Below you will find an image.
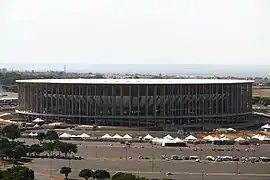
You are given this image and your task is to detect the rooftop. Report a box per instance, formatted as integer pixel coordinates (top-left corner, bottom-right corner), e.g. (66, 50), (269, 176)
(16, 79), (254, 84)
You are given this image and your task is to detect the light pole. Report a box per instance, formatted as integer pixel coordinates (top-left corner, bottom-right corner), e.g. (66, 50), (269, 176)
(49, 157), (52, 179)
(201, 170), (204, 180)
(125, 147), (128, 160)
(236, 161), (239, 175)
(96, 146), (98, 158)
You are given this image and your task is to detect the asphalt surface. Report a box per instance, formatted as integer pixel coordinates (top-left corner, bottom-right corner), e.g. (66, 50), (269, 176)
(20, 139), (270, 180)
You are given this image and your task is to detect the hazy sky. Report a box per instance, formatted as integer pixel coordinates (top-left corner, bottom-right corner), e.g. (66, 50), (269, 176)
(0, 0), (270, 68)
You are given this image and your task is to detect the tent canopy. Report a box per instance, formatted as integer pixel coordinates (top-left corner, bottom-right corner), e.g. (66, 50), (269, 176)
(143, 134), (153, 140)
(101, 133), (112, 139)
(33, 118), (44, 123)
(163, 134), (174, 140)
(59, 132), (71, 138)
(173, 137), (184, 143)
(220, 136), (230, 141)
(227, 128), (236, 131)
(123, 134), (132, 139)
(79, 133), (90, 138)
(33, 124), (40, 128)
(28, 132), (38, 137)
(261, 124), (270, 129)
(113, 134), (122, 139)
(234, 137), (246, 142)
(185, 135), (197, 141)
(203, 135), (213, 140)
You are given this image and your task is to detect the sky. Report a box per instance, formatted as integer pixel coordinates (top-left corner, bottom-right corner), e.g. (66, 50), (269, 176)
(0, 0), (270, 74)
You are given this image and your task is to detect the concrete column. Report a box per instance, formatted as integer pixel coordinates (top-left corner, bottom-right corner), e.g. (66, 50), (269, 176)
(153, 85), (157, 117)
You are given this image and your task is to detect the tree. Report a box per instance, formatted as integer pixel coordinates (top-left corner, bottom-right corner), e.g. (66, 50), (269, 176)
(59, 142), (78, 158)
(30, 144), (44, 156)
(42, 142), (55, 156)
(93, 170), (110, 180)
(1, 124), (21, 141)
(36, 132), (46, 143)
(46, 130), (59, 141)
(4, 165), (35, 180)
(79, 169), (93, 180)
(60, 167), (71, 179)
(111, 172), (148, 180)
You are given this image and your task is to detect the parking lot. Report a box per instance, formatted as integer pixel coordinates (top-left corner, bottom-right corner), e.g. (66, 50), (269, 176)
(21, 139), (270, 179)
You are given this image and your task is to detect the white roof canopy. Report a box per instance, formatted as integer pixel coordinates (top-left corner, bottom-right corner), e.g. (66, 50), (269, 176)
(59, 132), (71, 138)
(163, 134), (174, 140)
(123, 134), (132, 139)
(252, 134), (263, 140)
(258, 135), (270, 141)
(185, 135), (197, 141)
(28, 132), (38, 137)
(234, 137), (246, 142)
(112, 134), (122, 139)
(203, 135), (213, 140)
(220, 136), (230, 141)
(32, 118), (44, 123)
(33, 124), (40, 128)
(227, 128), (236, 131)
(101, 133), (112, 139)
(173, 137), (184, 143)
(16, 79), (253, 85)
(143, 134), (153, 140)
(261, 124), (270, 129)
(79, 133), (90, 138)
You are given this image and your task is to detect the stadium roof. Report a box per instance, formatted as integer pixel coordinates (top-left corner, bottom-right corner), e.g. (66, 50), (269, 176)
(16, 79), (254, 84)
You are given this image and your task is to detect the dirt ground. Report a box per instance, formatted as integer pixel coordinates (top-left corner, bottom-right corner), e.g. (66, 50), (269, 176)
(253, 87), (270, 97)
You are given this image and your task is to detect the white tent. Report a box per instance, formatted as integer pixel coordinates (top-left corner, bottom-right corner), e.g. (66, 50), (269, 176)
(59, 132), (71, 138)
(234, 137), (246, 142)
(123, 134), (132, 139)
(79, 133), (90, 138)
(71, 134), (79, 138)
(161, 139), (175, 146)
(203, 135), (213, 140)
(185, 135), (197, 141)
(211, 136), (220, 141)
(101, 133), (112, 139)
(173, 137), (184, 143)
(227, 128), (236, 132)
(261, 124), (270, 129)
(33, 124), (40, 128)
(28, 132), (38, 137)
(220, 136), (230, 141)
(163, 134), (174, 140)
(112, 134), (122, 139)
(258, 135), (270, 141)
(32, 118), (44, 123)
(143, 134), (153, 140)
(251, 134), (263, 140)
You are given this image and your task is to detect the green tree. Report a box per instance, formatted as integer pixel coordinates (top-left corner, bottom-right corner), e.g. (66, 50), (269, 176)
(42, 142), (55, 156)
(93, 170), (110, 180)
(36, 132), (46, 143)
(46, 130), (59, 141)
(79, 169), (93, 180)
(30, 144), (44, 156)
(1, 124), (21, 141)
(60, 167), (71, 179)
(4, 165), (35, 180)
(59, 142), (78, 158)
(111, 172), (148, 180)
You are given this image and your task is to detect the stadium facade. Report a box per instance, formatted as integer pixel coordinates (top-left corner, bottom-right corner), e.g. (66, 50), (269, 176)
(16, 79), (253, 127)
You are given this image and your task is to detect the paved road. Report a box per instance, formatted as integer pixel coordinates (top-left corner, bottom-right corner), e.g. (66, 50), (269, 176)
(35, 171), (270, 180)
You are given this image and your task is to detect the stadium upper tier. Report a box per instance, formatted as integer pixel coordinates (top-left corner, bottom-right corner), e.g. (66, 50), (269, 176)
(16, 79), (254, 84)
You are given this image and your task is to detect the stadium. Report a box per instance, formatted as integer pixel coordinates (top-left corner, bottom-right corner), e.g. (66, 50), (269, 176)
(16, 79), (253, 128)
